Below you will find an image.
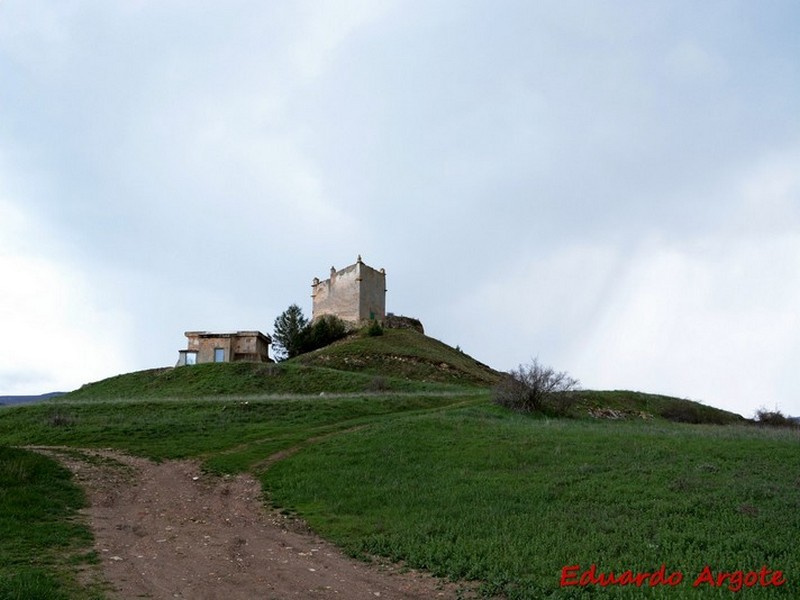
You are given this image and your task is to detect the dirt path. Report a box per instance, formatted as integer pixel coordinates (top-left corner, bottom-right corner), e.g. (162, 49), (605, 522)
(31, 447), (476, 600)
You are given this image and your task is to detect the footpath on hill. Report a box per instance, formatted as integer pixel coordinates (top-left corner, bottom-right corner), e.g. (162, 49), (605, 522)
(31, 447), (478, 600)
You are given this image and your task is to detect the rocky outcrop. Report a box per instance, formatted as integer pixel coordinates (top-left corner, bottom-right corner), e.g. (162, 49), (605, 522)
(383, 314), (424, 334)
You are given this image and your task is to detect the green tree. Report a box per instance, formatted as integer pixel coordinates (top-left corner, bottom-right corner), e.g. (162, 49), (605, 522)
(272, 304), (309, 361)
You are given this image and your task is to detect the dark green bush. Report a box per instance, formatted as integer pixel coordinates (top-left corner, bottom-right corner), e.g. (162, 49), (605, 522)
(299, 315), (348, 354)
(661, 403), (704, 424)
(366, 319), (384, 337)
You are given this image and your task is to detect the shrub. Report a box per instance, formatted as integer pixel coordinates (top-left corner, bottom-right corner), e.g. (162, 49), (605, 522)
(299, 315), (348, 354)
(493, 359), (579, 415)
(661, 403), (703, 424)
(366, 319), (384, 337)
(754, 408), (796, 428)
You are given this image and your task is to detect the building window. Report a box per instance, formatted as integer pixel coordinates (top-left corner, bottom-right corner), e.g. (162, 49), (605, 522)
(214, 348), (225, 362)
(178, 350), (198, 367)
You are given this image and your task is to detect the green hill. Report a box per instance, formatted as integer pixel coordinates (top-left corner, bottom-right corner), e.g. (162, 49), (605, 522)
(574, 390), (746, 425)
(292, 328), (502, 386)
(62, 329), (499, 400)
(62, 362), (455, 401)
(62, 329), (747, 427)
(2, 328), (791, 599)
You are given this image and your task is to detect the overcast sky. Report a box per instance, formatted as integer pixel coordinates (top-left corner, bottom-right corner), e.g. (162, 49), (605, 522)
(1, 1), (799, 417)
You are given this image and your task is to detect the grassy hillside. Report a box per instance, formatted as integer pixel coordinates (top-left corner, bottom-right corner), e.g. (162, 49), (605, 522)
(64, 329), (500, 400)
(4, 327), (787, 599)
(575, 390), (745, 424)
(0, 394), (478, 469)
(292, 328), (502, 386)
(63, 361), (464, 401)
(58, 327), (742, 427)
(1, 395), (795, 598)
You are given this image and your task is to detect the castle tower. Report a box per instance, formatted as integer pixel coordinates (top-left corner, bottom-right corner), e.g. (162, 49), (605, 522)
(311, 255), (386, 323)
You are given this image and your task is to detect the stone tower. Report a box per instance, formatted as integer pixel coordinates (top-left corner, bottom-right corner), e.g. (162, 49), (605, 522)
(311, 255), (386, 324)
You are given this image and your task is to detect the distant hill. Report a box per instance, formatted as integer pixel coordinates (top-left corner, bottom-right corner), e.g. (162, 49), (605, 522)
(0, 392), (66, 407)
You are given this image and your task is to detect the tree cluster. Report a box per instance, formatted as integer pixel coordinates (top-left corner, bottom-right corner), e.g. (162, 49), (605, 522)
(272, 304), (348, 361)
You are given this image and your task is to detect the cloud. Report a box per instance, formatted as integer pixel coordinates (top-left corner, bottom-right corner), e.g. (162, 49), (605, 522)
(0, 193), (132, 394)
(450, 140), (800, 417)
(734, 146), (800, 235)
(571, 233), (800, 418)
(0, 258), (132, 394)
(288, 0), (396, 81)
(0, 1), (73, 76)
(449, 242), (625, 369)
(451, 225), (800, 419)
(665, 40), (728, 83)
(1, 1), (799, 417)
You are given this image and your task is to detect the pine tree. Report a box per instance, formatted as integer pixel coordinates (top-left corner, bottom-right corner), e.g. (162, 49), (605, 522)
(272, 304), (309, 361)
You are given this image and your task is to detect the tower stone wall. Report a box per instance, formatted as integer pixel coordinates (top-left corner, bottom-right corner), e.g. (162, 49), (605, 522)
(311, 256), (386, 324)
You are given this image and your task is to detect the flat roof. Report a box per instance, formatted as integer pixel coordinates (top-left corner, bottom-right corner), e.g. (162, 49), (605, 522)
(184, 330), (271, 340)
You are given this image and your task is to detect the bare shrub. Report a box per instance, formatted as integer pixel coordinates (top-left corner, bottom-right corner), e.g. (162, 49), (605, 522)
(493, 358), (579, 415)
(754, 408), (796, 428)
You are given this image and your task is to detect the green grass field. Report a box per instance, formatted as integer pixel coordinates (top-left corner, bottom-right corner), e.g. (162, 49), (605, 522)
(0, 393), (473, 471)
(264, 403), (799, 598)
(0, 331), (796, 598)
(0, 447), (103, 599)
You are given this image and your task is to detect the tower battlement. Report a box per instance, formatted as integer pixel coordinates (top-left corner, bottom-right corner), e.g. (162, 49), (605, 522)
(311, 255), (386, 324)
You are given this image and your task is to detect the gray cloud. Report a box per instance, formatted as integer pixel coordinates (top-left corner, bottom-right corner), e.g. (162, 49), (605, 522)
(1, 1), (799, 415)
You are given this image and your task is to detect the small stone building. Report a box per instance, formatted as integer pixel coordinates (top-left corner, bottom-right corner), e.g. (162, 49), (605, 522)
(311, 255), (386, 324)
(177, 331), (272, 365)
